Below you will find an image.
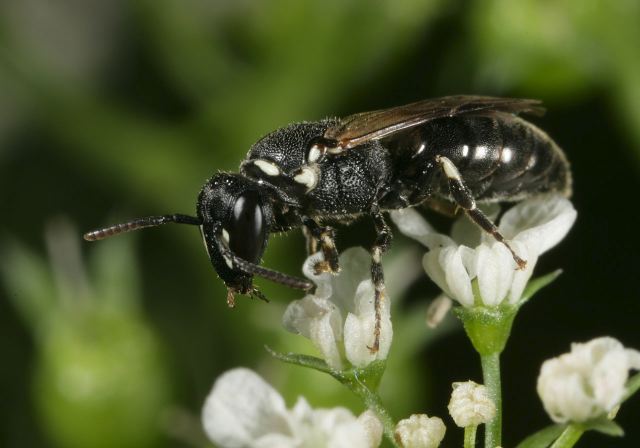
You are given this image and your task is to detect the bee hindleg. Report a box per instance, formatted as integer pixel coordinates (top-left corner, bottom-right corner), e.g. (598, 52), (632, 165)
(302, 217), (340, 274)
(435, 155), (527, 269)
(369, 204), (392, 354)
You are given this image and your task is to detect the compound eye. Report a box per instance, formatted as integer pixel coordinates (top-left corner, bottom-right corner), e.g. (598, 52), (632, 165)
(228, 191), (267, 263)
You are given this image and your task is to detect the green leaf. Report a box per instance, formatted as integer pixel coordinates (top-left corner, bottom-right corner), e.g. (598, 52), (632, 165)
(583, 418), (624, 437)
(516, 424), (566, 448)
(264, 346), (332, 374)
(623, 372), (640, 402)
(518, 270), (563, 307)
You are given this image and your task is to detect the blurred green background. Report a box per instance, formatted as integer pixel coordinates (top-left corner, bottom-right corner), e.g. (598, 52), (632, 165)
(1, 1), (639, 447)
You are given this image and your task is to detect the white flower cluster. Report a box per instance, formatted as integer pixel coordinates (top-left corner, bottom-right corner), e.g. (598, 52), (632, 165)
(537, 337), (640, 423)
(391, 195), (576, 307)
(283, 248), (392, 370)
(447, 381), (495, 428)
(394, 414), (446, 448)
(202, 368), (383, 448)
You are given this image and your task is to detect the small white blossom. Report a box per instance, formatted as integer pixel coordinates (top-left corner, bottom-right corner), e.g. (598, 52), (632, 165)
(537, 337), (640, 423)
(283, 248), (392, 370)
(391, 195), (576, 307)
(394, 414), (446, 448)
(447, 381), (495, 427)
(202, 368), (383, 448)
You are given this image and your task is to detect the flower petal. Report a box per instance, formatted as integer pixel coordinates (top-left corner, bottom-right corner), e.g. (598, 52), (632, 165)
(507, 241), (537, 303)
(332, 247), (372, 312)
(390, 208), (436, 243)
(390, 208), (453, 249)
(500, 195), (577, 255)
(357, 410), (384, 448)
(428, 246), (474, 307)
(451, 203), (501, 247)
(202, 368), (293, 447)
(344, 281), (392, 367)
(302, 252), (334, 300)
(475, 243), (514, 306)
(282, 295), (344, 370)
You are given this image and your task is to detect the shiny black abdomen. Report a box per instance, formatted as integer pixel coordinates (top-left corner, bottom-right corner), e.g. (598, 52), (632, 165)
(379, 113), (571, 208)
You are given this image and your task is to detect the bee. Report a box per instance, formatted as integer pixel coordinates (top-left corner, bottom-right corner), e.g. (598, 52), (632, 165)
(85, 96), (571, 352)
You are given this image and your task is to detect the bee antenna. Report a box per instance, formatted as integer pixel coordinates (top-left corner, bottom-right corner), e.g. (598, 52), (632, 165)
(83, 214), (201, 241)
(213, 231), (313, 291)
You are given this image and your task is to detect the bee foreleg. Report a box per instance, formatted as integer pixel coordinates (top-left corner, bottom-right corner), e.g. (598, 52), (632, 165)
(369, 204), (392, 354)
(435, 155), (527, 270)
(302, 217), (341, 275)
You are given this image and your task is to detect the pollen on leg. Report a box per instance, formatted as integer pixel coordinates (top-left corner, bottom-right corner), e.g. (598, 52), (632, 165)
(226, 289), (236, 308)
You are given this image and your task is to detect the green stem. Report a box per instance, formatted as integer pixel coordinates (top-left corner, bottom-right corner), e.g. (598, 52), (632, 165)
(550, 424), (584, 448)
(343, 374), (400, 447)
(481, 352), (502, 448)
(464, 425), (478, 448)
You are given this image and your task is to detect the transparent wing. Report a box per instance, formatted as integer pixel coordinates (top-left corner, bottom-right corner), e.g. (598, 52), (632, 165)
(324, 95), (544, 149)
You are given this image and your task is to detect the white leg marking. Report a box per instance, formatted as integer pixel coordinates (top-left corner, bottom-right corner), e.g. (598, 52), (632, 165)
(437, 155), (462, 181)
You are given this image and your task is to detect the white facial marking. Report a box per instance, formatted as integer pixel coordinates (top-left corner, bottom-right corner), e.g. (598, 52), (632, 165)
(462, 144), (470, 158)
(438, 156), (462, 180)
(415, 142), (426, 156)
(308, 144), (323, 163)
(223, 254), (233, 269)
(222, 228), (230, 244)
(253, 159), (281, 176)
(294, 166), (318, 190)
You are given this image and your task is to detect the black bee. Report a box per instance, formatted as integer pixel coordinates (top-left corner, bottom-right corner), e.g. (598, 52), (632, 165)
(85, 96), (571, 352)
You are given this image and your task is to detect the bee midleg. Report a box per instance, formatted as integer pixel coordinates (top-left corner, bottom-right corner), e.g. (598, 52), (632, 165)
(369, 203), (392, 354)
(302, 217), (341, 274)
(302, 226), (318, 255)
(435, 155), (527, 270)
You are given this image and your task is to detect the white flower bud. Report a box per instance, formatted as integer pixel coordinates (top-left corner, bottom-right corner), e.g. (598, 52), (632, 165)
(537, 337), (640, 423)
(447, 381), (496, 427)
(394, 414), (446, 448)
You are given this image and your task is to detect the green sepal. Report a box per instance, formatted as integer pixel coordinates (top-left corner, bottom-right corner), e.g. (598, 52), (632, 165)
(623, 371), (640, 402)
(454, 271), (563, 356)
(581, 418), (624, 437)
(454, 304), (517, 356)
(517, 269), (563, 308)
(264, 346), (332, 374)
(516, 423), (566, 448)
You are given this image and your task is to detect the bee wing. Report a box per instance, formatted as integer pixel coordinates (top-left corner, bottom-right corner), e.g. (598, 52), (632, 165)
(324, 96), (544, 149)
